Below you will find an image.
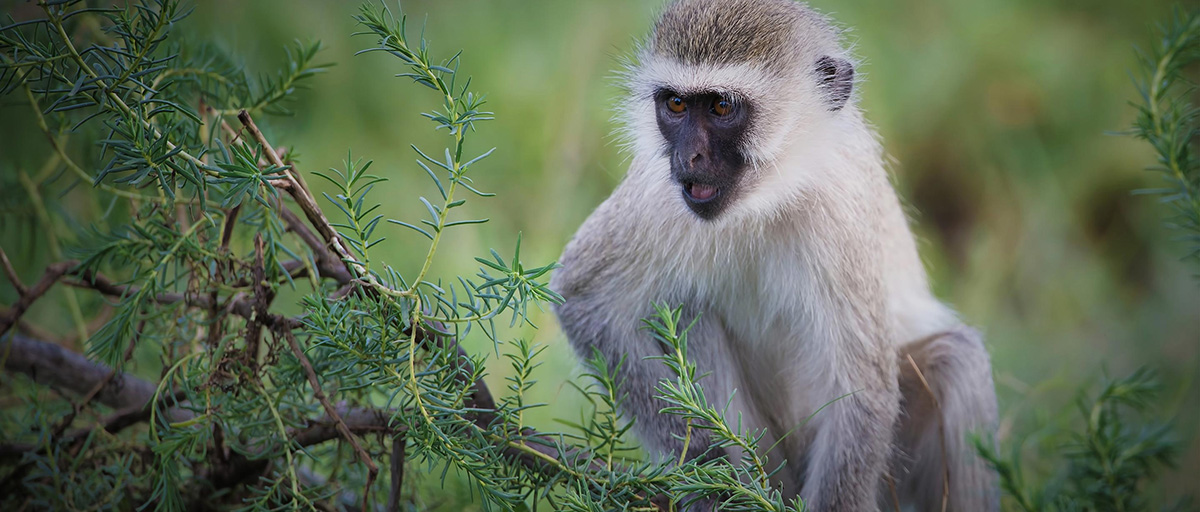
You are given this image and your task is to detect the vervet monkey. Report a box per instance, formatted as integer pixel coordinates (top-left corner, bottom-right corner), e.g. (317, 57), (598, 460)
(551, 0), (999, 510)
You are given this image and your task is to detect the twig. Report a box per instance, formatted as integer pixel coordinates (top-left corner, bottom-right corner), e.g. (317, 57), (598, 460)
(0, 248), (27, 296)
(0, 260), (76, 337)
(293, 406), (400, 446)
(0, 258), (306, 355)
(884, 474), (902, 512)
(279, 207), (354, 285)
(243, 235), (272, 374)
(222, 112), (353, 285)
(283, 328), (379, 511)
(220, 204), (242, 251)
(387, 436), (406, 512)
(237, 110), (365, 281)
(67, 270), (302, 331)
(906, 353), (950, 512)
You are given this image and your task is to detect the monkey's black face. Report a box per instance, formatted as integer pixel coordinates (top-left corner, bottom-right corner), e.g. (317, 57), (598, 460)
(655, 89), (751, 220)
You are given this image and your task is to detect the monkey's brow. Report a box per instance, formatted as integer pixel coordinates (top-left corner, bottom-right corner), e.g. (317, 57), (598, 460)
(652, 86), (743, 100)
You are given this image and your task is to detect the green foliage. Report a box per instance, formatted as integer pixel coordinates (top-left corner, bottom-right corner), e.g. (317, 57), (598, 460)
(1129, 7), (1200, 267)
(976, 370), (1183, 512)
(640, 305), (801, 512)
(0, 2), (796, 510)
(976, 11), (1200, 511)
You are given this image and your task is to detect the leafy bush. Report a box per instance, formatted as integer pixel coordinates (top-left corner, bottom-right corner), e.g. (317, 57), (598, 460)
(975, 7), (1198, 512)
(0, 1), (797, 510)
(976, 370), (1183, 512)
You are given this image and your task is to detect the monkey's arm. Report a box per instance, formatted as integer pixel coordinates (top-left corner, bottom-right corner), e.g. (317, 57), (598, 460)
(792, 263), (900, 512)
(550, 200), (754, 465)
(554, 288), (745, 464)
(799, 338), (900, 512)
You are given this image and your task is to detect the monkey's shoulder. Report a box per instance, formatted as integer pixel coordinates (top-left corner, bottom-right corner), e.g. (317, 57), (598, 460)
(551, 195), (633, 302)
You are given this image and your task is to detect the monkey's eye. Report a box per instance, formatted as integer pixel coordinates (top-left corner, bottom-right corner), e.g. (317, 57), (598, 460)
(712, 97), (734, 116)
(666, 95), (686, 113)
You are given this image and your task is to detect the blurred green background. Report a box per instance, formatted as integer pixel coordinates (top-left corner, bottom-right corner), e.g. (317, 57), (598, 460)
(3, 0), (1199, 503)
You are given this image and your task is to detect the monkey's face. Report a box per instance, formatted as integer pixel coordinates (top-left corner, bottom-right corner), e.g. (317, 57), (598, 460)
(655, 89), (752, 220)
(621, 0), (858, 221)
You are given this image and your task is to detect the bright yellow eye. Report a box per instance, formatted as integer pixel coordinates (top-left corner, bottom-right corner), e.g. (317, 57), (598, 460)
(713, 98), (733, 116)
(666, 96), (686, 113)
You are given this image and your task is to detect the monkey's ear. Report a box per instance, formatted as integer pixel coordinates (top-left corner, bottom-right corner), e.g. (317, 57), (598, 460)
(815, 56), (854, 112)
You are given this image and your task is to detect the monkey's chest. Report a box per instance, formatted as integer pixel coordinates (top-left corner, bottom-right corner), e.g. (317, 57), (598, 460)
(694, 257), (835, 403)
(697, 251), (821, 346)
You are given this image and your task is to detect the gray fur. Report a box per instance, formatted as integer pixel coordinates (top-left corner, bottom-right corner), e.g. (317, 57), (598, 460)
(894, 328), (1001, 511)
(651, 0), (838, 69)
(553, 1), (999, 510)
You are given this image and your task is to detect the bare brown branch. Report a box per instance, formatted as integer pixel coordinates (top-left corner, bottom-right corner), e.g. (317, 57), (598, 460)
(283, 328), (379, 510)
(5, 321), (656, 508)
(220, 204), (242, 251)
(1, 333), (178, 414)
(0, 247), (27, 296)
(243, 234), (272, 374)
(215, 113), (352, 285)
(2, 332), (398, 479)
(0, 260), (75, 337)
(66, 270), (303, 331)
(237, 110), (364, 282)
(387, 436), (406, 512)
(279, 206), (354, 284)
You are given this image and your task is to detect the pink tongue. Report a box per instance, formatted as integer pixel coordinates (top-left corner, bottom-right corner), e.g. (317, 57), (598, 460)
(689, 183), (718, 201)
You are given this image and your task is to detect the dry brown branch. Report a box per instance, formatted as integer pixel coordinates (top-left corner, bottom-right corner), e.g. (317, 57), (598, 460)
(215, 112), (352, 285)
(884, 474), (902, 512)
(0, 229), (590, 496)
(0, 248), (27, 296)
(2, 332), (399, 486)
(65, 269), (303, 331)
(243, 235), (272, 374)
(220, 204), (242, 250)
(1, 333), (186, 416)
(236, 110), (364, 281)
(0, 260), (75, 337)
(283, 328), (379, 510)
(387, 436), (406, 512)
(5, 297), (654, 507)
(279, 206), (354, 284)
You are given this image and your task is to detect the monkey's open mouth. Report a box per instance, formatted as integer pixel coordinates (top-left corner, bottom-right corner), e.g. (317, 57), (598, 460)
(683, 182), (719, 202)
